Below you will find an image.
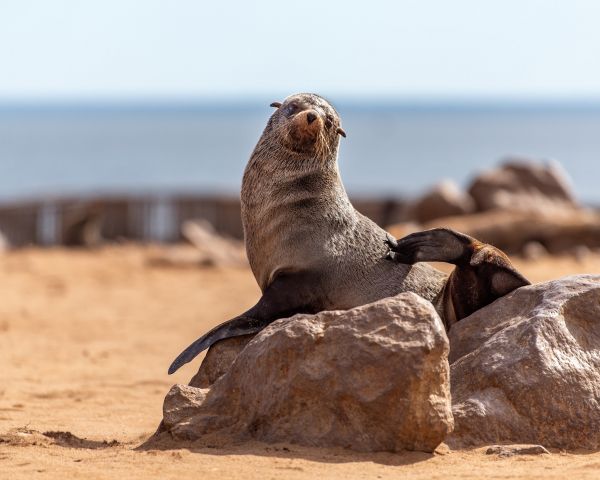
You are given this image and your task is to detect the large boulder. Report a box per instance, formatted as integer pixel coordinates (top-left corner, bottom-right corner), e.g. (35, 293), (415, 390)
(160, 293), (453, 452)
(408, 180), (475, 223)
(467, 158), (578, 213)
(449, 275), (600, 449)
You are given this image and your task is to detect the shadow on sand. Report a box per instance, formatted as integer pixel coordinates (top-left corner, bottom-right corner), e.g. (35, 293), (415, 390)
(135, 430), (439, 467)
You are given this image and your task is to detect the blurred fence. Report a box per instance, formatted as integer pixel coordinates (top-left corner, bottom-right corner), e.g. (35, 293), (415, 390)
(0, 195), (408, 247)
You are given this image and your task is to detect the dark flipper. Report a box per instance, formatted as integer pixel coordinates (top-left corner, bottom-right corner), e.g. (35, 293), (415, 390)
(168, 271), (324, 374)
(387, 228), (530, 328)
(168, 315), (268, 375)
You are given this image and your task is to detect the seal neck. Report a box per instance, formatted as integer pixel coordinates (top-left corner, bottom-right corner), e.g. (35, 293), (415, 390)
(244, 142), (350, 204)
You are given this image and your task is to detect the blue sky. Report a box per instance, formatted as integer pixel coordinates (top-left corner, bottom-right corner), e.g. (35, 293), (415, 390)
(1, 0), (600, 100)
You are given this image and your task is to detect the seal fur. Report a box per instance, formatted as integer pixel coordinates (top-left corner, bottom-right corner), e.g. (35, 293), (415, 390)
(168, 93), (529, 374)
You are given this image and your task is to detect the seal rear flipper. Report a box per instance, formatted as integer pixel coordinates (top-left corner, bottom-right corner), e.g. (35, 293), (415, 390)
(387, 228), (530, 326)
(168, 270), (324, 374)
(167, 314), (268, 375)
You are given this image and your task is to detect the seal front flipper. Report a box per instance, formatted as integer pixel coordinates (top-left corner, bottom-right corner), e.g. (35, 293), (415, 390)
(168, 270), (324, 374)
(387, 228), (530, 327)
(385, 228), (473, 265)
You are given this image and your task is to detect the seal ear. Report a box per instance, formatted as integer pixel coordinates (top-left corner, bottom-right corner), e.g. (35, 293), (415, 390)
(270, 102), (282, 108)
(336, 127), (347, 138)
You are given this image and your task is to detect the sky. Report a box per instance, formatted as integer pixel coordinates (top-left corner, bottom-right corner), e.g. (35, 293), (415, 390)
(1, 0), (600, 101)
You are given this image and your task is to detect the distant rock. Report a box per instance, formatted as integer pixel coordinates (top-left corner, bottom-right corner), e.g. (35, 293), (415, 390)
(148, 220), (247, 268)
(181, 219), (247, 267)
(0, 230), (8, 252)
(521, 241), (548, 260)
(449, 275), (600, 449)
(485, 445), (550, 457)
(409, 180), (475, 223)
(387, 158), (597, 255)
(61, 203), (104, 247)
(159, 293), (453, 452)
(467, 158), (578, 213)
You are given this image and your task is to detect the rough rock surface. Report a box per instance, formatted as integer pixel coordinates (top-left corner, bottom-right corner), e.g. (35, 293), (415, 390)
(409, 180), (475, 223)
(449, 275), (600, 449)
(467, 158), (578, 213)
(188, 334), (254, 388)
(161, 292), (453, 452)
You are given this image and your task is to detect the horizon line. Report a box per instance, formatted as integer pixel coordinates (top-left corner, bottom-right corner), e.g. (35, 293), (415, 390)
(3, 96), (600, 113)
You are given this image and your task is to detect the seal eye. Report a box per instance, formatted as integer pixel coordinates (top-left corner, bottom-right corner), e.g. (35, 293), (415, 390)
(286, 103), (299, 116)
(325, 116), (333, 129)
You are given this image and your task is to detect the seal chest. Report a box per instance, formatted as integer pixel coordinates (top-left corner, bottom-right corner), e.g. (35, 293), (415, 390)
(241, 93), (445, 308)
(242, 95), (355, 292)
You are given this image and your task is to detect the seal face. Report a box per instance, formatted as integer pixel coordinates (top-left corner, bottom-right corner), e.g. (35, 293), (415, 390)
(167, 93), (529, 375)
(270, 94), (345, 156)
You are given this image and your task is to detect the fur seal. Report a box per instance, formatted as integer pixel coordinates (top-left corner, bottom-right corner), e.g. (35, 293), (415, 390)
(168, 93), (529, 374)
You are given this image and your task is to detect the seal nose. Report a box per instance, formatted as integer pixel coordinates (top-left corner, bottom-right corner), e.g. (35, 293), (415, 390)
(306, 112), (317, 124)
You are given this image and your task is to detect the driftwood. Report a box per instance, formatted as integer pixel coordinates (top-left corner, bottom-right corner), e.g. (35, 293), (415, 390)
(148, 219), (247, 268)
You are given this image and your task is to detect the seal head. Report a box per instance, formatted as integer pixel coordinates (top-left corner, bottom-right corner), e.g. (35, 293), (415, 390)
(266, 93), (346, 159)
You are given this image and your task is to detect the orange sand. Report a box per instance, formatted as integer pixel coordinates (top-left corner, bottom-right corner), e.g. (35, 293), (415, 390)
(1, 245), (600, 479)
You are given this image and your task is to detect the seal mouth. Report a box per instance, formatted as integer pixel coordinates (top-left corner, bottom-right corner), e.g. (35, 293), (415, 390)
(287, 130), (319, 153)
(283, 109), (328, 155)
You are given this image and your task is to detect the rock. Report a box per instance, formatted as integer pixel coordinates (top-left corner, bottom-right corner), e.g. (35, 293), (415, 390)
(181, 219), (247, 267)
(0, 230), (8, 252)
(61, 202), (104, 247)
(148, 220), (247, 268)
(521, 241), (548, 260)
(485, 445), (550, 457)
(571, 245), (591, 262)
(409, 180), (475, 223)
(160, 293), (453, 452)
(449, 275), (600, 449)
(467, 158), (578, 213)
(188, 335), (254, 388)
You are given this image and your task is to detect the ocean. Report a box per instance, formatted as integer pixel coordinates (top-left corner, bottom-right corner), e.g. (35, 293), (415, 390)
(1, 102), (600, 203)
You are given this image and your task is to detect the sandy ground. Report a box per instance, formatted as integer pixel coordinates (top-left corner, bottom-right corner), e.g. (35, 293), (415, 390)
(1, 245), (600, 479)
